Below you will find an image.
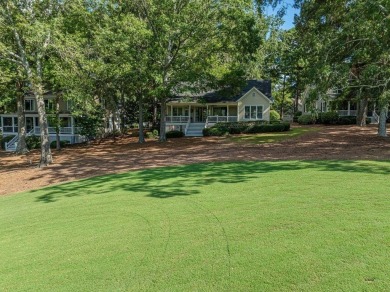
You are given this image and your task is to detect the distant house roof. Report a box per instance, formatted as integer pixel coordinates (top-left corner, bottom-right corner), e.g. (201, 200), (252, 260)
(173, 80), (272, 103)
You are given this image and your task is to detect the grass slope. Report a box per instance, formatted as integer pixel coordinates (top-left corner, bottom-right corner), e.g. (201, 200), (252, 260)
(1, 161), (390, 291)
(227, 127), (316, 144)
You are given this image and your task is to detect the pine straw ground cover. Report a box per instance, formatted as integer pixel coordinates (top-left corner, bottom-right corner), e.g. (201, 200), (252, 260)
(1, 124), (390, 196)
(1, 160), (390, 291)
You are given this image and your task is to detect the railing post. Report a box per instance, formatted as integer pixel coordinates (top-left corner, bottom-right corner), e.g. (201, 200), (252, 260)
(5, 142), (8, 151)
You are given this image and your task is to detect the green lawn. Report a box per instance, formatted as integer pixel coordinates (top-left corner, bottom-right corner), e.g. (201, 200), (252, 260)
(228, 127), (317, 144)
(1, 161), (390, 291)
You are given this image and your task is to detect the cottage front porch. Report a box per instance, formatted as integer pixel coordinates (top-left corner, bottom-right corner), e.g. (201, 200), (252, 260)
(165, 104), (239, 136)
(1, 115), (83, 151)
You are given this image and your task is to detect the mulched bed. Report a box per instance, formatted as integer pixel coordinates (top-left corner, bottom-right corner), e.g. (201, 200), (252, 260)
(1, 124), (389, 196)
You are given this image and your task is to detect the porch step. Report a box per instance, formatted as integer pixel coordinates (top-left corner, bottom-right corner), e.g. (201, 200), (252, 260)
(186, 123), (205, 137)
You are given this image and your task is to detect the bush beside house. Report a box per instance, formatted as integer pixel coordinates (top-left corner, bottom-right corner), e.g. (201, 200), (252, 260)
(166, 130), (185, 138)
(298, 112), (371, 125)
(270, 110), (281, 122)
(1, 135), (15, 150)
(203, 121), (290, 136)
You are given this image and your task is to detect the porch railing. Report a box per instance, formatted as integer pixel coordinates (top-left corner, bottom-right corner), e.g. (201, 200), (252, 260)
(338, 110), (357, 116)
(33, 127), (81, 135)
(207, 116), (238, 123)
(5, 134), (19, 151)
(166, 116), (190, 123)
(372, 111), (380, 123)
(5, 128), (35, 151)
(184, 118), (191, 135)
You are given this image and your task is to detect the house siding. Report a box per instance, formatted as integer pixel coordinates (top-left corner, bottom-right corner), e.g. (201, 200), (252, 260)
(238, 88), (271, 121)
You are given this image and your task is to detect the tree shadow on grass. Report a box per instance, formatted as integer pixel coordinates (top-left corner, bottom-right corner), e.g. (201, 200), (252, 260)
(33, 160), (390, 203)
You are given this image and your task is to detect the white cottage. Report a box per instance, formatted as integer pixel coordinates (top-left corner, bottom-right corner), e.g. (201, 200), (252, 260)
(166, 80), (273, 136)
(0, 92), (83, 151)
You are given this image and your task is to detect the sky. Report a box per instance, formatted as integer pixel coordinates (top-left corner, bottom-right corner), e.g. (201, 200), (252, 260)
(265, 0), (300, 30)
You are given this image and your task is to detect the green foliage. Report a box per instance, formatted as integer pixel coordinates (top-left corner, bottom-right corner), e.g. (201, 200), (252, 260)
(26, 135), (41, 150)
(270, 110), (281, 121)
(337, 116), (371, 125)
(317, 112), (339, 125)
(50, 140), (69, 149)
(203, 121), (290, 136)
(293, 111), (302, 122)
(297, 114), (316, 125)
(2, 161), (390, 290)
(166, 130), (185, 138)
(74, 109), (104, 141)
(203, 127), (229, 137)
(145, 129), (159, 139)
(0, 135), (14, 150)
(298, 113), (372, 125)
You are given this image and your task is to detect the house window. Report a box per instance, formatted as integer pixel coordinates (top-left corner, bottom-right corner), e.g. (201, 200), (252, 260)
(213, 107), (227, 116)
(244, 105), (263, 120)
(66, 100), (73, 111)
(3, 117), (13, 132)
(172, 107), (183, 116)
(257, 106), (263, 119)
(251, 106), (256, 119)
(44, 99), (55, 111)
(25, 99), (35, 111)
(172, 107), (188, 117)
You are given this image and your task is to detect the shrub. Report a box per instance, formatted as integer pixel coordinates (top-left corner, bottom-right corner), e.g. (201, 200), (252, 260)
(334, 116), (371, 125)
(293, 111), (302, 122)
(1, 135), (15, 150)
(50, 140), (70, 149)
(317, 112), (339, 124)
(26, 135), (41, 150)
(166, 130), (185, 138)
(297, 114), (316, 125)
(203, 127), (228, 136)
(270, 110), (281, 122)
(204, 121), (290, 136)
(145, 131), (156, 139)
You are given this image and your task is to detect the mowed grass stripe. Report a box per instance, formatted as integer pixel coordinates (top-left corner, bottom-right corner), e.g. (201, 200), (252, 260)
(0, 161), (389, 291)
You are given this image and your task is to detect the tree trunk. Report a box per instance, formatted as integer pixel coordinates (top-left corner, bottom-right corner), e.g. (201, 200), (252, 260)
(16, 94), (28, 154)
(356, 97), (368, 126)
(378, 103), (388, 137)
(55, 97), (61, 150)
(280, 74), (286, 119)
(35, 91), (53, 167)
(120, 90), (126, 135)
(159, 98), (167, 142)
(138, 94), (145, 143)
(112, 113), (117, 141)
(153, 97), (158, 128)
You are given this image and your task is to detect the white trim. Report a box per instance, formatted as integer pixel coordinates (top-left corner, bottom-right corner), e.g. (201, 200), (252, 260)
(236, 87), (273, 103)
(243, 105), (264, 121)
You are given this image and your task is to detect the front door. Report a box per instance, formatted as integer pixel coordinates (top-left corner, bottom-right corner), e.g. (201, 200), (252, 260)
(194, 106), (206, 122)
(26, 117), (34, 132)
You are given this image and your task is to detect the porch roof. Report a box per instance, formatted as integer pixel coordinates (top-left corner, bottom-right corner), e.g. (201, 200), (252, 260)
(171, 80), (272, 104)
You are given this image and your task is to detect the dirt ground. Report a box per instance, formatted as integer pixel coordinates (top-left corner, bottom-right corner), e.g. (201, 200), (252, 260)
(1, 124), (389, 196)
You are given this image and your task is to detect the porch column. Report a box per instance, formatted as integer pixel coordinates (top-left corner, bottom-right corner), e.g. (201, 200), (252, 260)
(227, 105), (229, 120)
(189, 105), (191, 122)
(206, 105), (208, 121)
(71, 116), (75, 135)
(170, 105), (173, 121)
(347, 101), (351, 116)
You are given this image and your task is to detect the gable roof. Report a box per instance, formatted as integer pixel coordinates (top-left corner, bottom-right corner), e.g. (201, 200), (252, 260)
(173, 80), (272, 103)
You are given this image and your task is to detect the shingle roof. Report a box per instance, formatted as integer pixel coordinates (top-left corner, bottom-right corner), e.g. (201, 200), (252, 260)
(174, 80), (272, 103)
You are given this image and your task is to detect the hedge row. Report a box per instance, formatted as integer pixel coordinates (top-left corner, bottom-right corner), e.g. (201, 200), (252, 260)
(298, 112), (371, 125)
(166, 130), (185, 138)
(203, 121), (290, 136)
